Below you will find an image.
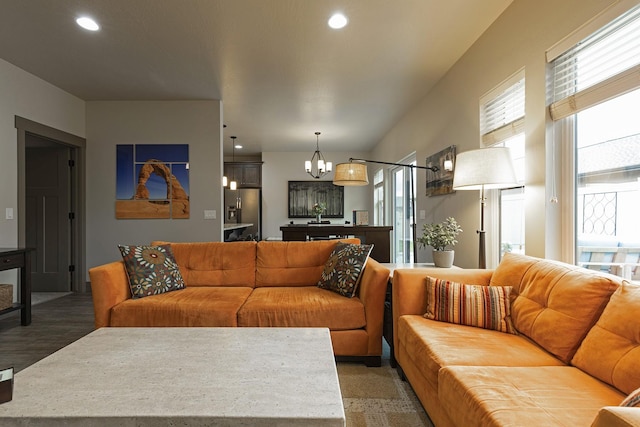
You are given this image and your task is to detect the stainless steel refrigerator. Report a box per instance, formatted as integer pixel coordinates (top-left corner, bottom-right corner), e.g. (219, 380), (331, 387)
(224, 188), (261, 241)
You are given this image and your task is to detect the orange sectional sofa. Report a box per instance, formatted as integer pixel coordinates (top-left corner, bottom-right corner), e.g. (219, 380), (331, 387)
(89, 239), (390, 366)
(392, 253), (640, 426)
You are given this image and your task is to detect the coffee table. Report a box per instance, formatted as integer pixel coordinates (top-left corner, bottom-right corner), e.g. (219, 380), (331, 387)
(0, 327), (345, 426)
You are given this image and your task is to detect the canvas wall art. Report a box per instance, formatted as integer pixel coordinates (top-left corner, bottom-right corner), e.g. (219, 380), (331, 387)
(425, 145), (456, 197)
(288, 181), (344, 218)
(116, 144), (190, 219)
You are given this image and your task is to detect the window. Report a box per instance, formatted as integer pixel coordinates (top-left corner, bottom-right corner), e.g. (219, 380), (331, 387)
(480, 72), (526, 264)
(549, 4), (640, 282)
(373, 169), (384, 225)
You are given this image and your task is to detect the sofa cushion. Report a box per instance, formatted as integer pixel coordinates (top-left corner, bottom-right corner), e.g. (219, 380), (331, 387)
(438, 366), (624, 427)
(237, 286), (366, 330)
(118, 244), (185, 298)
(490, 253), (619, 363)
(255, 239), (359, 287)
(396, 315), (564, 392)
(151, 241), (256, 288)
(424, 277), (516, 334)
(571, 281), (640, 394)
(110, 287), (253, 326)
(317, 242), (373, 297)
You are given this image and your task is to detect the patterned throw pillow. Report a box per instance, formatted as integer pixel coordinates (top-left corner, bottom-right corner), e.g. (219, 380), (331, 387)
(118, 244), (185, 299)
(621, 387), (640, 407)
(317, 242), (373, 298)
(424, 277), (516, 334)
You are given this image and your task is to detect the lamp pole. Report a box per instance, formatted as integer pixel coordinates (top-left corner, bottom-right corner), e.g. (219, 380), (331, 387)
(349, 158), (438, 263)
(478, 185), (487, 269)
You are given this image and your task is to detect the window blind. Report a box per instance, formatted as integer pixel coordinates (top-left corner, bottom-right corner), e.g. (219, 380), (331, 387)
(549, 4), (640, 120)
(373, 169), (383, 185)
(480, 78), (525, 144)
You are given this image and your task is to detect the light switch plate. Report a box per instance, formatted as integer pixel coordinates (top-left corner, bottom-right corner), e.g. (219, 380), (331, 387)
(5, 208), (14, 220)
(204, 210), (216, 220)
(419, 210), (426, 220)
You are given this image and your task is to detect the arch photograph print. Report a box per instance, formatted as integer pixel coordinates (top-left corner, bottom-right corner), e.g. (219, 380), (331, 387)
(115, 144), (190, 219)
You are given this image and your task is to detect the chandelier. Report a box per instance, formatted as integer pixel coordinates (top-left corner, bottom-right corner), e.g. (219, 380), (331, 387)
(305, 132), (332, 179)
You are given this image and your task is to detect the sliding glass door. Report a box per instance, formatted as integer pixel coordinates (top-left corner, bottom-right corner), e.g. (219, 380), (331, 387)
(391, 157), (416, 263)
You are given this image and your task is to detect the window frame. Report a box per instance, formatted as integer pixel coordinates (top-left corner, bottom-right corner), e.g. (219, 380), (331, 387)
(479, 69), (526, 267)
(373, 168), (384, 226)
(549, 3), (640, 266)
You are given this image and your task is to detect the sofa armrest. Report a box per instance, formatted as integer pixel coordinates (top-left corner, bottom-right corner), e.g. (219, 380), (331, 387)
(88, 261), (131, 328)
(592, 407), (640, 427)
(358, 258), (391, 355)
(391, 268), (494, 357)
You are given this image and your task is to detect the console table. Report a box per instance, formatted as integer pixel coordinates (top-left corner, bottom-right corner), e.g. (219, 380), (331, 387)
(280, 224), (392, 262)
(0, 248), (33, 326)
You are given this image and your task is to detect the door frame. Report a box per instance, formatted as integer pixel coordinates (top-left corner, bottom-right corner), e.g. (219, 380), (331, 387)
(15, 116), (87, 293)
(390, 154), (417, 263)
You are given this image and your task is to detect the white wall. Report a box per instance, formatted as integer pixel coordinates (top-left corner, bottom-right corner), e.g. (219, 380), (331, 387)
(262, 151), (372, 240)
(86, 101), (223, 272)
(0, 58), (85, 296)
(372, 0), (624, 268)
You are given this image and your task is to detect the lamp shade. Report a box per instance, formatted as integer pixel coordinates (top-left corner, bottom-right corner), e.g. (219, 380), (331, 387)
(333, 162), (369, 186)
(452, 147), (518, 190)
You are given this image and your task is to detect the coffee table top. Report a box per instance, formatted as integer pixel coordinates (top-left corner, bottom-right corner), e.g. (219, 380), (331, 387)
(0, 327), (345, 426)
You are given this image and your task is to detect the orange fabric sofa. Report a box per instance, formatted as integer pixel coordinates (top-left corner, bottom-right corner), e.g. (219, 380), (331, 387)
(392, 253), (640, 426)
(89, 239), (390, 366)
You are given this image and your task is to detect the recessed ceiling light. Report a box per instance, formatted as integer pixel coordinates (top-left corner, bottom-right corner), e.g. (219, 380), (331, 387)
(76, 16), (100, 31)
(234, 145), (243, 149)
(328, 13), (348, 29)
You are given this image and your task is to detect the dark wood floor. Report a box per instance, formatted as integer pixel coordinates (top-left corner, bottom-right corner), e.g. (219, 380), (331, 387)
(0, 293), (95, 372)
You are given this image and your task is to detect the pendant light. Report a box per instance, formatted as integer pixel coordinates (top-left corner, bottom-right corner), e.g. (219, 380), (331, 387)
(229, 136), (238, 190)
(305, 132), (332, 179)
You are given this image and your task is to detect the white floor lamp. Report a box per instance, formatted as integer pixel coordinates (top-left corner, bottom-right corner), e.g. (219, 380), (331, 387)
(452, 147), (518, 269)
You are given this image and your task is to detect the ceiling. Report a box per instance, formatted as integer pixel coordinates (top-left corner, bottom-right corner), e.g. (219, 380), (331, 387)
(0, 0), (513, 156)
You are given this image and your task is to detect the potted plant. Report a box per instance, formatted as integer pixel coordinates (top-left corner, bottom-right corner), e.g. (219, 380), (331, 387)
(417, 217), (463, 267)
(311, 202), (326, 223)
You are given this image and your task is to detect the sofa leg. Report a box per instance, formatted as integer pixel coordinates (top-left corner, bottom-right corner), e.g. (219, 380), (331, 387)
(396, 365), (406, 381)
(363, 356), (381, 367)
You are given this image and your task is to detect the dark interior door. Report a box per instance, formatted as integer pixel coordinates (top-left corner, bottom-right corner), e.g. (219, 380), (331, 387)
(25, 139), (71, 292)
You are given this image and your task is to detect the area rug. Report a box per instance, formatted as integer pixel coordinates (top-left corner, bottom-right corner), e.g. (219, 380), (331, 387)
(337, 346), (434, 427)
(3, 294), (433, 425)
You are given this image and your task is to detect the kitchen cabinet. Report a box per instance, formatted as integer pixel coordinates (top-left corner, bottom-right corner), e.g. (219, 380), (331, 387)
(224, 162), (262, 188)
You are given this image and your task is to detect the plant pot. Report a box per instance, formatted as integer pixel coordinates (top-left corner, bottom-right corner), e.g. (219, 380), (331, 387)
(432, 250), (454, 268)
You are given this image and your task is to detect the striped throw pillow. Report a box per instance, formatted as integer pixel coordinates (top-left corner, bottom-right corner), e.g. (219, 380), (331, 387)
(621, 387), (640, 407)
(424, 277), (516, 334)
